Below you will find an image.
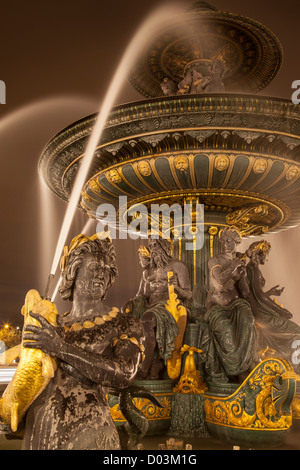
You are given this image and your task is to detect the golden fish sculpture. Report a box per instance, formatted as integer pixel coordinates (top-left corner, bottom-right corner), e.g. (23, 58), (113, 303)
(0, 289), (58, 432)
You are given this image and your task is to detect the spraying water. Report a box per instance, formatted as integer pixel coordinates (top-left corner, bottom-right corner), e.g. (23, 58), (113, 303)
(50, 217), (95, 302)
(39, 177), (57, 288)
(45, 4), (182, 296)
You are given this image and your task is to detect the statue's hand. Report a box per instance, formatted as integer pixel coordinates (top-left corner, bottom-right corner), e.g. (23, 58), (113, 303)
(232, 259), (246, 279)
(168, 274), (179, 287)
(23, 313), (63, 358)
(267, 285), (284, 297)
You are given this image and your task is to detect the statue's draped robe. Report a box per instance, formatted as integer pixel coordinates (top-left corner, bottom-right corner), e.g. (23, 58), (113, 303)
(199, 298), (257, 382)
(247, 264), (300, 369)
(130, 294), (178, 364)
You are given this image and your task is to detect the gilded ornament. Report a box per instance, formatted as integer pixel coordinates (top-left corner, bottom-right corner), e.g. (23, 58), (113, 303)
(107, 168), (122, 184)
(112, 334), (145, 362)
(138, 160), (152, 176)
(226, 205), (269, 236)
(253, 158), (268, 174)
(103, 315), (112, 322)
(89, 180), (101, 193)
(214, 154), (230, 171)
(67, 308), (119, 332)
(173, 345), (207, 394)
(110, 396), (171, 422)
(286, 165), (299, 181)
(70, 323), (82, 332)
(208, 226), (218, 236)
(292, 397), (300, 418)
(108, 310), (118, 318)
(138, 245), (150, 259)
(204, 358), (295, 431)
(174, 155), (189, 172)
(83, 321), (95, 329)
(60, 232), (112, 273)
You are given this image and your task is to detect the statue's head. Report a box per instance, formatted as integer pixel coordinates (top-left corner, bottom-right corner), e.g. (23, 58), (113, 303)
(246, 240), (271, 264)
(219, 226), (242, 254)
(147, 237), (172, 268)
(59, 233), (118, 302)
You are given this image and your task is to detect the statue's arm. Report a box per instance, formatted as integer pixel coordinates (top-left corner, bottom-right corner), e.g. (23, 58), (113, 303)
(247, 265), (292, 319)
(23, 313), (143, 389)
(136, 269), (151, 299)
(136, 276), (145, 296)
(208, 257), (244, 284)
(170, 263), (192, 301)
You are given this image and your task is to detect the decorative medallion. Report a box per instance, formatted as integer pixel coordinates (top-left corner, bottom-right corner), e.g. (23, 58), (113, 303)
(89, 180), (101, 193)
(253, 158), (268, 174)
(137, 160), (152, 176)
(214, 154), (230, 172)
(174, 155), (189, 172)
(106, 169), (122, 184)
(286, 165), (299, 181)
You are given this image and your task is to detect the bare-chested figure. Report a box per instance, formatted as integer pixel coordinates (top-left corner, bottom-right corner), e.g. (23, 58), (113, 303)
(206, 226), (249, 308)
(125, 238), (192, 379)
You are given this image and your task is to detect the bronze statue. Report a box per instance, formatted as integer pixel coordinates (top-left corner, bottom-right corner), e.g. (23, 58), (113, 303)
(20, 233), (145, 450)
(163, 58), (226, 97)
(245, 240), (300, 370)
(125, 237), (192, 379)
(199, 227), (258, 383)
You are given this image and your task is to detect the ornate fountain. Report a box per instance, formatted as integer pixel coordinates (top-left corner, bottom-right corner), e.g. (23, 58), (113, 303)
(39, 2), (300, 447)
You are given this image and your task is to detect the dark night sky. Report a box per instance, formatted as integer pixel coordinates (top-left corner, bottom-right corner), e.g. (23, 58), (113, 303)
(0, 0), (300, 326)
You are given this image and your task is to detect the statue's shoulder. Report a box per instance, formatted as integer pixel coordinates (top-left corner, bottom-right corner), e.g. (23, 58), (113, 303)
(168, 257), (188, 270)
(208, 254), (223, 268)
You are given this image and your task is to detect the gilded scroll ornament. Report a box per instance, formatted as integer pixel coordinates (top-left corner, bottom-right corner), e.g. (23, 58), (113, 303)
(226, 204), (269, 236)
(204, 358), (296, 430)
(110, 396), (172, 422)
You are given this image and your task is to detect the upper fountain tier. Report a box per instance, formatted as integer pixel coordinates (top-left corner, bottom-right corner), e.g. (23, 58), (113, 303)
(38, 2), (300, 237)
(129, 1), (283, 97)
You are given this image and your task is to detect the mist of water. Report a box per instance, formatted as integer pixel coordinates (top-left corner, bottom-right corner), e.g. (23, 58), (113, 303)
(47, 4), (183, 286)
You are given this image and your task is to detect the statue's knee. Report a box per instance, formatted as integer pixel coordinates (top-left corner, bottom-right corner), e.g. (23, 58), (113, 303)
(141, 311), (156, 329)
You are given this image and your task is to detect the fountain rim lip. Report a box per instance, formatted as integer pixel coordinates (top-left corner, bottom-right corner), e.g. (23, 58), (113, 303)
(39, 92), (299, 161)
